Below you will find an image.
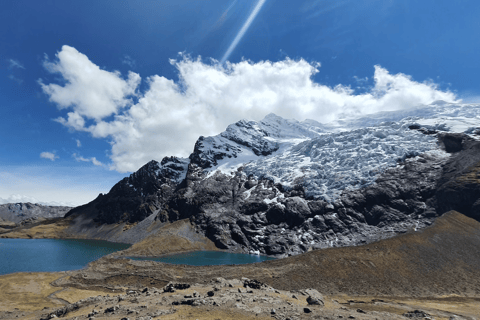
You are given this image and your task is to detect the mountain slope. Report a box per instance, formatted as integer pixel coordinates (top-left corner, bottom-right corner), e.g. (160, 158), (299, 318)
(43, 102), (480, 255)
(63, 210), (480, 297)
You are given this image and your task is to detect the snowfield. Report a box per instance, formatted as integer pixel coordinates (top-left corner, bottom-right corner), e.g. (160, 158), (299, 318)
(160, 101), (480, 202)
(244, 123), (447, 201)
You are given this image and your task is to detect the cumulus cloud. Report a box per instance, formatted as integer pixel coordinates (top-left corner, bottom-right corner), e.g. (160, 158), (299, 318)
(40, 151), (58, 161)
(42, 46), (458, 172)
(75, 139), (82, 147)
(40, 45), (141, 120)
(73, 153), (103, 167)
(8, 58), (25, 69)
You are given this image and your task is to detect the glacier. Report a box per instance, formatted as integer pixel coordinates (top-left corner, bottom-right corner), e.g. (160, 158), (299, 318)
(199, 101), (479, 202)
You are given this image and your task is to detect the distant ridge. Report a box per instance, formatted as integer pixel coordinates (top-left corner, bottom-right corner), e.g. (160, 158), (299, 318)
(0, 202), (71, 224)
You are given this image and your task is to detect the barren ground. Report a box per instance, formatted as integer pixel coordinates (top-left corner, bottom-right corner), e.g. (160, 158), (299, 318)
(1, 211), (480, 319)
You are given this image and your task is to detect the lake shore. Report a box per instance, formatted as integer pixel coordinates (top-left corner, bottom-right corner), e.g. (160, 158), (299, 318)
(1, 211), (480, 319)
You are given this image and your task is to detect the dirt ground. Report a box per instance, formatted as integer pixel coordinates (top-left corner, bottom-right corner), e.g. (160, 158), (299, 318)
(118, 219), (219, 257)
(1, 273), (479, 320)
(1, 211), (480, 319)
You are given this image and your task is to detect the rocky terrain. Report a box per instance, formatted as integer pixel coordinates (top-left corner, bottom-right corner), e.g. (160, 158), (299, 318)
(0, 202), (71, 224)
(10, 278), (471, 320)
(1, 211), (480, 319)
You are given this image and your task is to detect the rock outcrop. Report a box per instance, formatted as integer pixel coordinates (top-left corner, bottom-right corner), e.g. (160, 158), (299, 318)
(65, 157), (189, 224)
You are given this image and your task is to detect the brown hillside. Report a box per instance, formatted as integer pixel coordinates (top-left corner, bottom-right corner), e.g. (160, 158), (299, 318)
(63, 210), (480, 298)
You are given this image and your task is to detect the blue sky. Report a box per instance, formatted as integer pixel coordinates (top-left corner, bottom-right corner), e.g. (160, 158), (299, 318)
(1, 0), (479, 206)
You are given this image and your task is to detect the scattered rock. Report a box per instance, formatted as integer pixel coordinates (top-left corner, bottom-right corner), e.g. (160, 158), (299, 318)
(104, 305), (119, 313)
(163, 283), (190, 293)
(303, 289), (324, 306)
(243, 278), (268, 290)
(403, 310), (431, 318)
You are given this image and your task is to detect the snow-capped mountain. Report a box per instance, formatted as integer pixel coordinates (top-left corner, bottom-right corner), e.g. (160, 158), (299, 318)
(200, 101), (479, 201)
(190, 113), (324, 171)
(67, 101), (480, 256)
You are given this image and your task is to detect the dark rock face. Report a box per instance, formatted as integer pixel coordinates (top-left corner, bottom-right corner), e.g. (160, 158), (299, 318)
(220, 119), (279, 156)
(437, 132), (469, 153)
(189, 136), (241, 169)
(188, 118), (284, 170)
(94, 160), (167, 224)
(435, 137), (480, 219)
(159, 150), (448, 255)
(0, 203), (71, 223)
(67, 157), (189, 224)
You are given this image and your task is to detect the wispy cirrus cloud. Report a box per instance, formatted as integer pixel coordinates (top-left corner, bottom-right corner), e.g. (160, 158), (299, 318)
(42, 45), (458, 173)
(8, 74), (23, 84)
(7, 58), (25, 70)
(122, 55), (136, 69)
(6, 59), (25, 84)
(301, 0), (350, 19)
(40, 151), (58, 161)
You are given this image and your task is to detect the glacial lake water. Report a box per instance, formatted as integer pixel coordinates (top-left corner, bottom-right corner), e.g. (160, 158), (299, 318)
(0, 238), (130, 275)
(129, 250), (275, 265)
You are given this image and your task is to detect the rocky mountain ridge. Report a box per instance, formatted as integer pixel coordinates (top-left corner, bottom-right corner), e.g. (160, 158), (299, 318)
(0, 203), (71, 224)
(64, 102), (480, 256)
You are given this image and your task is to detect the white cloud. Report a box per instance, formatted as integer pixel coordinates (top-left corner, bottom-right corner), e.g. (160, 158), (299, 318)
(0, 194), (62, 206)
(73, 153), (103, 167)
(0, 194), (39, 205)
(54, 111), (86, 131)
(40, 151), (58, 161)
(8, 58), (25, 69)
(76, 139), (82, 147)
(42, 46), (458, 173)
(40, 45), (141, 120)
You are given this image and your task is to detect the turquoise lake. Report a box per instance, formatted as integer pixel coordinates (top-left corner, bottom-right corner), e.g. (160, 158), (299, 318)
(129, 250), (275, 265)
(0, 238), (130, 275)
